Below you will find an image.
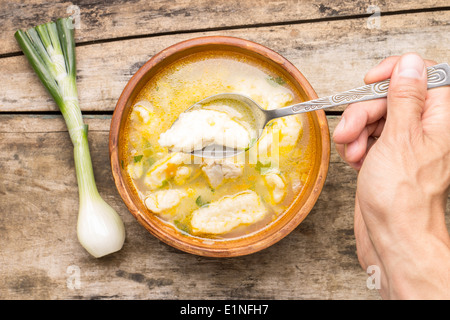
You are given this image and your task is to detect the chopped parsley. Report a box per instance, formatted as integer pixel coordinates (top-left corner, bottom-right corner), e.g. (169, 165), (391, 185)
(255, 160), (273, 175)
(173, 220), (190, 234)
(133, 154), (143, 163)
(267, 75), (286, 86)
(195, 195), (210, 208)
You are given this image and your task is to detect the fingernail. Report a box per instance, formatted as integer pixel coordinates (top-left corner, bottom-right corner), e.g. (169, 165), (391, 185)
(334, 116), (345, 136)
(398, 54), (424, 79)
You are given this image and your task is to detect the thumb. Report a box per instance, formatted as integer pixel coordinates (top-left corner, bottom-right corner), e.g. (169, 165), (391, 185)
(384, 53), (427, 136)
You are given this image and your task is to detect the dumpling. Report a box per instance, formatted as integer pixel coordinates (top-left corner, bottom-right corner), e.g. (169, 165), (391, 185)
(263, 173), (287, 204)
(144, 152), (192, 190)
(145, 189), (187, 214)
(190, 190), (267, 234)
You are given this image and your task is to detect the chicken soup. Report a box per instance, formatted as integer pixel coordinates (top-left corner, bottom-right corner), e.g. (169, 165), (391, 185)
(122, 50), (316, 239)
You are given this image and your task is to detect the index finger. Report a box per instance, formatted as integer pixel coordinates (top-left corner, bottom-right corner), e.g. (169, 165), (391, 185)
(364, 56), (437, 84)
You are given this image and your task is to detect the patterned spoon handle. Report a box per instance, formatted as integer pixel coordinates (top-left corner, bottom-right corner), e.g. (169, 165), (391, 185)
(284, 63), (450, 114)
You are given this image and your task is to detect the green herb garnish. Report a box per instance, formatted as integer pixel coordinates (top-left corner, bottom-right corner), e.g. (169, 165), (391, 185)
(267, 76), (286, 86)
(133, 155), (143, 163)
(195, 196), (210, 207)
(245, 137), (257, 151)
(173, 220), (190, 234)
(255, 160), (273, 174)
(159, 180), (169, 189)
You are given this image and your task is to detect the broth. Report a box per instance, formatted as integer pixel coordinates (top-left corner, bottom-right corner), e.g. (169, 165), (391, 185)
(122, 50), (316, 240)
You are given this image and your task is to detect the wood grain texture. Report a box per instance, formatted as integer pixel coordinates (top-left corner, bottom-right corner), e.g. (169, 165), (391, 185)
(1, 115), (448, 299)
(1, 0), (449, 301)
(2, 0), (448, 55)
(0, 115), (374, 299)
(1, 10), (449, 113)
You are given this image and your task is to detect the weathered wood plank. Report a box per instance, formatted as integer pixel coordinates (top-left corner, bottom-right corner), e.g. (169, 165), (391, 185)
(0, 115), (372, 299)
(1, 10), (448, 113)
(1, 115), (448, 299)
(1, 0), (448, 56)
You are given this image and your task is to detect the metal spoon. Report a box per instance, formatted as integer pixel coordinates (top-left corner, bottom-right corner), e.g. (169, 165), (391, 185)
(176, 63), (450, 158)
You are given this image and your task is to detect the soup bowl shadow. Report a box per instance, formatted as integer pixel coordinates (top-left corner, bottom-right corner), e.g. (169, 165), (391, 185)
(109, 36), (330, 257)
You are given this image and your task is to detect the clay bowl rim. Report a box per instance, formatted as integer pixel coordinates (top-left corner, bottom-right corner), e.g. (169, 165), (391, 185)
(109, 35), (330, 257)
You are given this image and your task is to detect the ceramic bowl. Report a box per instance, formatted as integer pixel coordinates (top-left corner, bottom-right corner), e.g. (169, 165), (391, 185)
(109, 36), (330, 257)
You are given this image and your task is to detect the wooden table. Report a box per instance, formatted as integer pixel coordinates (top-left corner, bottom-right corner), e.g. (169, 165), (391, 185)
(1, 1), (449, 300)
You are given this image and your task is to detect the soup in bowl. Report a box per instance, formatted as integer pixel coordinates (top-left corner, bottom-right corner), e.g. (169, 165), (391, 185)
(110, 36), (330, 257)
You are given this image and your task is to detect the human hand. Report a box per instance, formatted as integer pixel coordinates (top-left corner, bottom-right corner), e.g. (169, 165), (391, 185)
(333, 53), (450, 299)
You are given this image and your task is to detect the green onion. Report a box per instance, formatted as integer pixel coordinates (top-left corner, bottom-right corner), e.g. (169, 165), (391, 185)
(133, 154), (143, 163)
(266, 75), (286, 86)
(195, 196), (209, 208)
(15, 18), (125, 258)
(255, 160), (272, 175)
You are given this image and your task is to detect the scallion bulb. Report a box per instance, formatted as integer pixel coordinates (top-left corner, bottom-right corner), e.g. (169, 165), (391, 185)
(77, 194), (125, 258)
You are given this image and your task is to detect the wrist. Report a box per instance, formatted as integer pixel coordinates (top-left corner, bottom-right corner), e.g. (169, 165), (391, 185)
(358, 195), (450, 299)
(358, 187), (448, 250)
(383, 234), (450, 299)
(367, 201), (449, 260)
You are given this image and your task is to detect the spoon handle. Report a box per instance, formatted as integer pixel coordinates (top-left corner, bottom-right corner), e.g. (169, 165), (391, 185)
(268, 63), (450, 118)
